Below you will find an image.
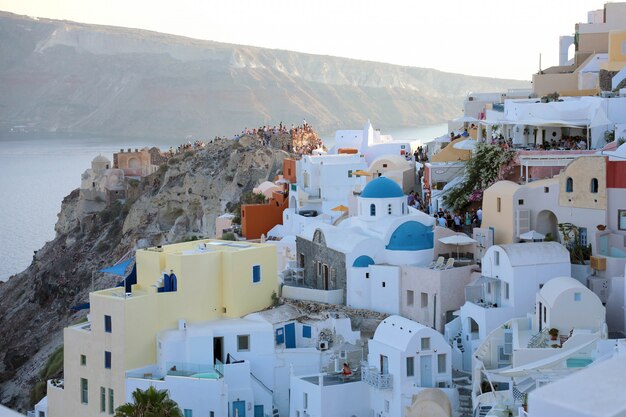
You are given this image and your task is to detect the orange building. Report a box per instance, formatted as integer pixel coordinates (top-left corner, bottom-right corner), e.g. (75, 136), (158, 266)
(241, 188), (289, 239)
(241, 158), (296, 239)
(283, 158), (297, 183)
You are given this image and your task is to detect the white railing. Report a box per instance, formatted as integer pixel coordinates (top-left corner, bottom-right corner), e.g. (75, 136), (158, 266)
(361, 363), (392, 390)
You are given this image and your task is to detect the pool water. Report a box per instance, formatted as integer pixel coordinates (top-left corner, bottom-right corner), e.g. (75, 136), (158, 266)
(566, 358), (593, 368)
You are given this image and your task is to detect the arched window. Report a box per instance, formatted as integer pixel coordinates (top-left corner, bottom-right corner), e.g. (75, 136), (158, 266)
(566, 177), (573, 193)
(370, 204), (376, 216)
(388, 204), (392, 214)
(590, 178), (598, 193)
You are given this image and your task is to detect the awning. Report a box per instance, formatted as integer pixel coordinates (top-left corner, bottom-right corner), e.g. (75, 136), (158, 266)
(99, 258), (134, 276)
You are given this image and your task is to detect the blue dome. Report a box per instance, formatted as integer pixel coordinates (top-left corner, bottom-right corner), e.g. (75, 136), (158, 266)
(353, 255), (375, 268)
(386, 221), (434, 251)
(361, 177), (404, 199)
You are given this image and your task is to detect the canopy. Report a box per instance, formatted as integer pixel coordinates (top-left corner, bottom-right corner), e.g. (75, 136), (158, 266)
(354, 170), (370, 176)
(275, 178), (289, 184)
(439, 235), (477, 245)
(519, 230), (545, 241)
(331, 205), (349, 212)
(452, 116), (480, 123)
(453, 139), (477, 150)
(99, 258), (134, 276)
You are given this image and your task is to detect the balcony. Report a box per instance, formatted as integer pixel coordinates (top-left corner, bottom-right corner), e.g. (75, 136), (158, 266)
(361, 363), (392, 390)
(127, 361), (224, 381)
(301, 369), (362, 386)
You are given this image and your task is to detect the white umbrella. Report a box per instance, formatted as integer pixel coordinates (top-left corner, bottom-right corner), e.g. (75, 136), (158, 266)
(275, 178), (289, 184)
(519, 230), (545, 241)
(453, 139), (477, 150)
(452, 116), (480, 124)
(438, 235), (478, 259)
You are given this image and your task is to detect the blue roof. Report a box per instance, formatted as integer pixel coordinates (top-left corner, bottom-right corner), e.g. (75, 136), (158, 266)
(353, 255), (375, 268)
(361, 177), (404, 199)
(386, 221), (434, 251)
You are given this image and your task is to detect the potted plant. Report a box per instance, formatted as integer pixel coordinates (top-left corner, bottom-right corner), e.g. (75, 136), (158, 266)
(522, 393), (528, 412)
(549, 328), (559, 341)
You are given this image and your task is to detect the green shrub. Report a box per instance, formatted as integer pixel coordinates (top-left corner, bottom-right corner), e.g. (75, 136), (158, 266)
(221, 232), (236, 241)
(30, 345), (64, 406)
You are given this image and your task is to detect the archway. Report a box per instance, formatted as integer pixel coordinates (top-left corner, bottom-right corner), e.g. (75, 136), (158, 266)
(535, 210), (559, 242)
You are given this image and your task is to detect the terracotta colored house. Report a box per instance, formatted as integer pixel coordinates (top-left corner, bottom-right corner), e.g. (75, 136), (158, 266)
(241, 159), (296, 239)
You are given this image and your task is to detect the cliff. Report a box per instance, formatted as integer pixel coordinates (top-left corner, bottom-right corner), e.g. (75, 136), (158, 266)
(0, 12), (528, 138)
(0, 137), (293, 411)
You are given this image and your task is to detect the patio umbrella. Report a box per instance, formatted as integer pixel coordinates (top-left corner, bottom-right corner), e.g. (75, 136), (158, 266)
(331, 204), (349, 212)
(519, 230), (545, 241)
(453, 139), (477, 150)
(438, 235), (478, 258)
(353, 170), (370, 176)
(275, 178), (289, 184)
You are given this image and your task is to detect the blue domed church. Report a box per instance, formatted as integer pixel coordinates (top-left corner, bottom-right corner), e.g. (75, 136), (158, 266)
(296, 176), (435, 312)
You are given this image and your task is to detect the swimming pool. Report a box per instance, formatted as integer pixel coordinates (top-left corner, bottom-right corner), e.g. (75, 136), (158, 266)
(566, 358), (593, 368)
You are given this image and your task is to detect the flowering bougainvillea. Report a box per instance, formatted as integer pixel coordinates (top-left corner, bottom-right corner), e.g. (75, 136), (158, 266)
(443, 142), (515, 212)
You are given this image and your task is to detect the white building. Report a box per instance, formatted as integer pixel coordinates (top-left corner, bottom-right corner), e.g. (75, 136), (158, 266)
(289, 315), (456, 417)
(472, 277), (607, 415)
(332, 120), (414, 164)
(445, 242), (571, 371)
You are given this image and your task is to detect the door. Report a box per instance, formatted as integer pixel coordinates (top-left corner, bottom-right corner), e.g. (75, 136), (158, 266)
(284, 323), (296, 349)
(323, 264), (329, 290)
(538, 302), (543, 331)
(232, 400), (245, 417)
(213, 337), (224, 365)
(420, 355), (433, 387)
(254, 405), (263, 417)
(380, 354), (389, 375)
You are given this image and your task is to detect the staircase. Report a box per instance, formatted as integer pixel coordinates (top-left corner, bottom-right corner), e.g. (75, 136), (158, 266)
(527, 328), (549, 348)
(458, 387), (473, 417)
(272, 406), (280, 417)
(476, 405), (493, 417)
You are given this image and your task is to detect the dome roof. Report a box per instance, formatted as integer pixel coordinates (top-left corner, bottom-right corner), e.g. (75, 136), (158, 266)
(92, 154), (111, 164)
(361, 177), (403, 198)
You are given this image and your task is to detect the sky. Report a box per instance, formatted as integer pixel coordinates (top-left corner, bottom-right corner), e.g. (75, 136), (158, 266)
(0, 0), (608, 80)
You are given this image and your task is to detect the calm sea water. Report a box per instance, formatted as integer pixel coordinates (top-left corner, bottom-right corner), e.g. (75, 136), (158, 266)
(0, 123), (446, 281)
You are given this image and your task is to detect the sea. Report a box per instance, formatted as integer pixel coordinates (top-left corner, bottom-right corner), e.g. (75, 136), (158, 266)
(0, 123), (447, 281)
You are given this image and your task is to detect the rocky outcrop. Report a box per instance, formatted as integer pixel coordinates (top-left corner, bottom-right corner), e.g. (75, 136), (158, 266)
(0, 137), (293, 411)
(0, 12), (528, 139)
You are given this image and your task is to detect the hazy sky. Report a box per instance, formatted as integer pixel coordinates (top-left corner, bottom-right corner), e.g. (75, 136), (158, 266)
(0, 0), (606, 80)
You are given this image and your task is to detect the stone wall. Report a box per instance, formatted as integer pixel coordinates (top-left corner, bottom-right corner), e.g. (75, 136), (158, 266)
(296, 235), (347, 301)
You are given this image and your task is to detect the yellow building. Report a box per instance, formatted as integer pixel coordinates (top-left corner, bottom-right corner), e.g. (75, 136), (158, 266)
(602, 30), (626, 72)
(47, 239), (278, 417)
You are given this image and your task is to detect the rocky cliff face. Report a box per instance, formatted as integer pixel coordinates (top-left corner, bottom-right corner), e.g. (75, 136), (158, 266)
(0, 137), (292, 411)
(0, 12), (528, 138)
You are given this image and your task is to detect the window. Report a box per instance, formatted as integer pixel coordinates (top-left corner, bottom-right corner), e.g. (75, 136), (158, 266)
(497, 197), (501, 213)
(543, 306), (547, 322)
(104, 315), (112, 333)
(303, 392), (308, 409)
(387, 204), (392, 214)
(421, 337), (430, 351)
(80, 354), (86, 366)
(438, 354), (447, 373)
(544, 186), (549, 193)
(487, 282), (492, 294)
(385, 400), (390, 413)
(302, 325), (312, 338)
(566, 177), (573, 193)
(370, 204), (376, 216)
(518, 199), (524, 205)
(407, 290), (414, 306)
(80, 378), (88, 404)
(402, 202), (405, 213)
(622, 40), (626, 55)
(184, 410), (193, 417)
(421, 292), (428, 308)
(237, 335), (250, 351)
(590, 178), (598, 193)
(406, 357), (415, 377)
(210, 412), (215, 417)
(104, 351), (111, 369)
(100, 387), (106, 412)
(252, 265), (261, 283)
(317, 261), (321, 277)
(580, 227), (587, 246)
(108, 388), (114, 414)
(494, 251), (500, 266)
(619, 210), (626, 231)
(574, 292), (581, 301)
(504, 282), (509, 300)
(365, 272), (369, 279)
(382, 282), (386, 288)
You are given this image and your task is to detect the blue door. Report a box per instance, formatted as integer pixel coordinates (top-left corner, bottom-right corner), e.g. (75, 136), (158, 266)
(254, 405), (264, 417)
(420, 355), (433, 387)
(232, 400), (245, 417)
(284, 323), (296, 348)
